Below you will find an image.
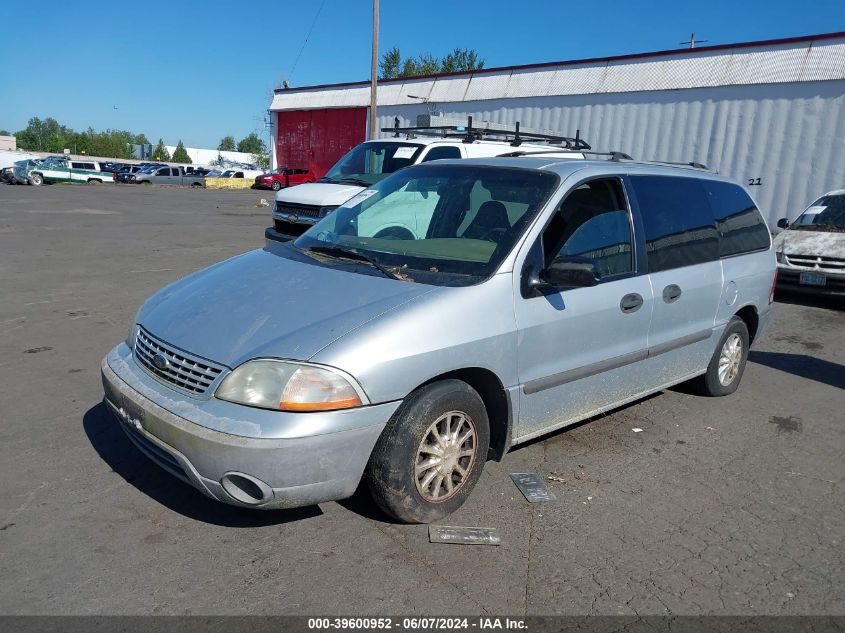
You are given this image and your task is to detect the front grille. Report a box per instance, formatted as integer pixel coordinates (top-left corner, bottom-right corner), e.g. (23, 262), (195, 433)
(273, 201), (336, 219)
(784, 253), (845, 272)
(273, 219), (309, 237)
(133, 327), (225, 395)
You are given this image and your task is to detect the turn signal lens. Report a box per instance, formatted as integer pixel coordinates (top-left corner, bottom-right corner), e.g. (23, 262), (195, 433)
(279, 366), (362, 411)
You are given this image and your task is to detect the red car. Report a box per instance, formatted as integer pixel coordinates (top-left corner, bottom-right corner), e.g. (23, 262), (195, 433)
(254, 167), (313, 191)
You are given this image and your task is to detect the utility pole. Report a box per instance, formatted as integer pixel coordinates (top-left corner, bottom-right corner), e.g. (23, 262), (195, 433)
(369, 0), (379, 140)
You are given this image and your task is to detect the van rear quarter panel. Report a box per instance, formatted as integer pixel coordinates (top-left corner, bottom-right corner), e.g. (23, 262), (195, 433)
(717, 248), (776, 338)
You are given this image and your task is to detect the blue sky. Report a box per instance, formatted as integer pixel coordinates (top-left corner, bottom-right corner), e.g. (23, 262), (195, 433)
(1, 0), (842, 149)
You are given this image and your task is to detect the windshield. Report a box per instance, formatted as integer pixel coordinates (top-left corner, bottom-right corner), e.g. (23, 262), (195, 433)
(793, 194), (845, 231)
(294, 164), (558, 286)
(321, 142), (425, 187)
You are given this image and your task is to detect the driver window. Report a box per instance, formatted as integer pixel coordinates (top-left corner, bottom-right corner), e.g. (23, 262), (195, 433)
(542, 178), (633, 279)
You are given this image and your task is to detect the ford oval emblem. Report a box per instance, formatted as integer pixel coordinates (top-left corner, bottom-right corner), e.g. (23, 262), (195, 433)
(151, 353), (169, 371)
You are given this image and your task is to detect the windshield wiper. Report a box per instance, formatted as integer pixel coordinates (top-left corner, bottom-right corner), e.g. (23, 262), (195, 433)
(336, 177), (370, 187)
(305, 245), (407, 281)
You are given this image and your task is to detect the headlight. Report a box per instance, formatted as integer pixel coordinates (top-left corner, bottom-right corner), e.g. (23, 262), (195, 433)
(215, 360), (366, 412)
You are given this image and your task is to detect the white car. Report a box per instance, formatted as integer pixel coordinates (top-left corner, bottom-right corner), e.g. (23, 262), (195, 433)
(219, 169), (265, 180)
(773, 189), (845, 297)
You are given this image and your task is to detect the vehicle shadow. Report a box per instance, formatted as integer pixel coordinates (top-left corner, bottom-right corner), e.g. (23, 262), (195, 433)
(83, 402), (322, 527)
(774, 292), (844, 312)
(749, 351), (845, 390)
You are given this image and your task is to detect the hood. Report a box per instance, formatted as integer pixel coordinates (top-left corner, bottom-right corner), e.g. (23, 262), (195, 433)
(275, 182), (364, 206)
(773, 229), (845, 258)
(136, 248), (434, 368)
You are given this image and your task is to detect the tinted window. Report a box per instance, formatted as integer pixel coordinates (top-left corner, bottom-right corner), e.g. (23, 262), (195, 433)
(421, 146), (462, 162)
(156, 168), (169, 175)
(171, 168), (180, 176)
(703, 180), (770, 256)
(631, 175), (718, 273)
(543, 179), (633, 278)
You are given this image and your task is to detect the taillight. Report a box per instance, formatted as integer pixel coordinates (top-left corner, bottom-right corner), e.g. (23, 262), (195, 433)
(769, 269), (778, 304)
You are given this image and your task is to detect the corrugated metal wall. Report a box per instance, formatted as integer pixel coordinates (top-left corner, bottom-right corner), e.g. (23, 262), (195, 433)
(375, 80), (845, 224)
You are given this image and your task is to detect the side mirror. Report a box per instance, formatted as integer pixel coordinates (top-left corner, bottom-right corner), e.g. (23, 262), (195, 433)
(776, 218), (789, 229)
(540, 258), (600, 289)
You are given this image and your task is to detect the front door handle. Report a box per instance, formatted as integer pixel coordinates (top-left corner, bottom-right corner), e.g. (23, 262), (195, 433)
(620, 293), (644, 313)
(662, 284), (682, 303)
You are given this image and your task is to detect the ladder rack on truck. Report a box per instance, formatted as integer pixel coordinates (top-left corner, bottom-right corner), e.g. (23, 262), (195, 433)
(382, 115), (591, 150)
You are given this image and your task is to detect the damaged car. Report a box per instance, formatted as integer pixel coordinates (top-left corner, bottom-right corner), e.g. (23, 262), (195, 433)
(773, 190), (845, 297)
(102, 157), (776, 523)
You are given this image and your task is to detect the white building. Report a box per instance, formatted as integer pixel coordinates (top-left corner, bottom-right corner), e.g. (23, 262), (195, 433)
(269, 31), (845, 224)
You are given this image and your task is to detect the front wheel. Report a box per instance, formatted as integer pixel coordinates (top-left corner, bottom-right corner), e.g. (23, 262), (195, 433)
(692, 316), (750, 396)
(28, 173), (43, 186)
(87, 179), (101, 185)
(271, 181), (282, 191)
(367, 379), (489, 523)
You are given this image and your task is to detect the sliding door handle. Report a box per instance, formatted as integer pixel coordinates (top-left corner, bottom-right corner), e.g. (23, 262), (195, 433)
(620, 293), (644, 313)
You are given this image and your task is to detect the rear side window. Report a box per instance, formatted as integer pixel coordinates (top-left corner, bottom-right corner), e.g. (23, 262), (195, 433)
(631, 175), (719, 273)
(421, 146), (462, 162)
(703, 181), (770, 256)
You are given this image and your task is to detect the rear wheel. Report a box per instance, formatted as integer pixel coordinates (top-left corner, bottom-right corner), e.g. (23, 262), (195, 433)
(87, 179), (101, 185)
(28, 173), (43, 186)
(367, 380), (489, 523)
(692, 316), (750, 396)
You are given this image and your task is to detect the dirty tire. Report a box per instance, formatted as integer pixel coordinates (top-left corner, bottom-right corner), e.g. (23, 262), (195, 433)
(87, 179), (101, 185)
(271, 180), (282, 191)
(692, 316), (750, 397)
(28, 173), (43, 186)
(367, 379), (489, 523)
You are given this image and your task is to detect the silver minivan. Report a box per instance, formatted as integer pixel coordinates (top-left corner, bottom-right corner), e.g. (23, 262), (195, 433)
(101, 157), (776, 523)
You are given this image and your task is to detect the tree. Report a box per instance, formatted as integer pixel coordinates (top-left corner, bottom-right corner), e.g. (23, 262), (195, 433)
(440, 48), (485, 73)
(237, 132), (265, 155)
(0, 130), (10, 136)
(151, 138), (171, 161)
(218, 136), (236, 151)
(379, 48), (485, 79)
(379, 47), (401, 80)
(171, 140), (191, 164)
(134, 133), (150, 145)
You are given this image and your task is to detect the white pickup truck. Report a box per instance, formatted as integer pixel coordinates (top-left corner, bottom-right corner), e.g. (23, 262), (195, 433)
(266, 116), (586, 242)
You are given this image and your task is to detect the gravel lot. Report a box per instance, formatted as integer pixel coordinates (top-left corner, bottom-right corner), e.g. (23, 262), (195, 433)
(0, 184), (842, 616)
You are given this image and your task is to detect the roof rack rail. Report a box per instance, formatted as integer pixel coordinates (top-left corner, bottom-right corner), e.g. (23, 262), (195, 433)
(499, 148), (712, 171)
(381, 115), (592, 150)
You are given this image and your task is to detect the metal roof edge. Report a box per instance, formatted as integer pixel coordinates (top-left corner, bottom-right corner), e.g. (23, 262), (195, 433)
(273, 30), (845, 94)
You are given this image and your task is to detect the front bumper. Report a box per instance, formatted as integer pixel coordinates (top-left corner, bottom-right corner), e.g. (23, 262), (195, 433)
(776, 266), (845, 297)
(101, 345), (399, 509)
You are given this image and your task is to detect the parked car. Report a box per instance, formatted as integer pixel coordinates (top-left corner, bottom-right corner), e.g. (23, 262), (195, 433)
(102, 156), (775, 522)
(267, 137), (583, 241)
(254, 167), (313, 191)
(116, 165), (145, 183)
(135, 166), (205, 187)
(219, 168), (265, 180)
(4, 158), (40, 184)
(773, 189), (845, 296)
(15, 157), (112, 185)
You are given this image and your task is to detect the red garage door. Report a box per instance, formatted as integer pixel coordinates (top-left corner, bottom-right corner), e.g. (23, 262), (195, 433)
(276, 107), (367, 180)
